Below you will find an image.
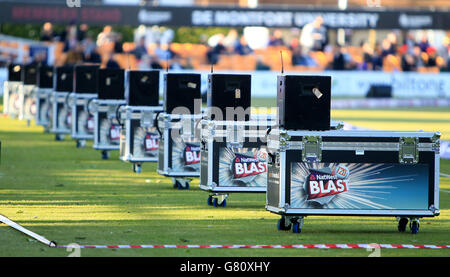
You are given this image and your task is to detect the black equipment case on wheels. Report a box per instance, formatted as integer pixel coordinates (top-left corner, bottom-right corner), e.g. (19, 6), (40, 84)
(3, 63), (23, 118)
(156, 72), (202, 189)
(119, 70), (163, 173)
(265, 74), (440, 234)
(199, 73), (276, 207)
(69, 64), (99, 147)
(35, 65), (54, 128)
(49, 65), (74, 139)
(19, 63), (38, 123)
(92, 68), (126, 159)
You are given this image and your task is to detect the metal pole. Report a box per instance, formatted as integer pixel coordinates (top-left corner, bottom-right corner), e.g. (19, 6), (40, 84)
(0, 214), (57, 247)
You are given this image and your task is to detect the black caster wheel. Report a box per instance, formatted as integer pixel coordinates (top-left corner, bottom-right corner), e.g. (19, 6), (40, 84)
(212, 198), (226, 207)
(410, 221), (420, 234)
(277, 216), (291, 231)
(55, 134), (63, 141)
(76, 140), (85, 148)
(133, 164), (142, 174)
(292, 221), (302, 234)
(212, 198), (219, 207)
(398, 217), (408, 232)
(101, 150), (109, 160)
(207, 195), (213, 206)
(176, 180), (183, 190)
(176, 180), (190, 190)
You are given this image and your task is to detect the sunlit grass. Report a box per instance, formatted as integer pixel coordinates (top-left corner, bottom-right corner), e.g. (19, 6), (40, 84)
(331, 109), (450, 140)
(0, 102), (449, 257)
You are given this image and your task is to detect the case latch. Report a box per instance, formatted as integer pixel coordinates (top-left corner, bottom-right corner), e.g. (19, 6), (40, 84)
(399, 137), (419, 164)
(432, 132), (441, 153)
(226, 124), (244, 148)
(141, 111), (154, 127)
(302, 136), (322, 162)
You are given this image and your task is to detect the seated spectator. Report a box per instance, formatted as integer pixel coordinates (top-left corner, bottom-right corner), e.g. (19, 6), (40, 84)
(380, 39), (394, 58)
(289, 37), (300, 52)
(207, 36), (227, 65)
(437, 36), (449, 70)
(426, 47), (437, 67)
(234, 36), (253, 56)
(113, 33), (124, 54)
(40, 22), (54, 42)
(404, 32), (416, 55)
(386, 32), (398, 55)
(418, 35), (430, 52)
(371, 43), (383, 70)
(65, 43), (84, 65)
(77, 24), (89, 42)
(154, 43), (174, 60)
(412, 46), (426, 68)
(331, 45), (346, 70)
(401, 50), (417, 72)
(292, 46), (317, 67)
(342, 47), (357, 70)
(132, 37), (148, 60)
(63, 32), (78, 53)
(360, 42), (374, 70)
(268, 29), (285, 46)
(82, 34), (96, 55)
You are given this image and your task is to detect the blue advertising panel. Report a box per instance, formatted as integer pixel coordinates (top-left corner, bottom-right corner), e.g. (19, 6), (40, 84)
(290, 163), (429, 210)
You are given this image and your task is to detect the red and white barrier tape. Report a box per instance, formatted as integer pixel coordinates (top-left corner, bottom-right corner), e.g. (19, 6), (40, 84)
(56, 244), (450, 249)
(2, 215), (448, 250)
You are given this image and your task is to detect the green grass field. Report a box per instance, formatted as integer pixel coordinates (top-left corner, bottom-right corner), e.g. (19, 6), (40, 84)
(0, 100), (449, 257)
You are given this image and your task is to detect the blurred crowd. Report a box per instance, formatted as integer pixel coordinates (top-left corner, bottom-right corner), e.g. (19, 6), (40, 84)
(37, 18), (450, 72)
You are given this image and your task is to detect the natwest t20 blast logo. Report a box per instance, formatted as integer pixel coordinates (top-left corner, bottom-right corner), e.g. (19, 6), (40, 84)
(145, 132), (159, 152)
(305, 165), (349, 204)
(109, 124), (121, 143)
(184, 143), (201, 165)
(232, 153), (267, 180)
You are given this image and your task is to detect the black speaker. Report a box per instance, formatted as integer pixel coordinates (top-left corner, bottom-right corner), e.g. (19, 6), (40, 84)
(163, 73), (201, 114)
(8, 63), (22, 82)
(74, 64), (99, 93)
(98, 68), (125, 100)
(277, 75), (331, 131)
(54, 66), (74, 92)
(37, 65), (54, 89)
(125, 70), (159, 106)
(207, 74), (251, 121)
(21, 64), (38, 85)
(366, 85), (392, 98)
